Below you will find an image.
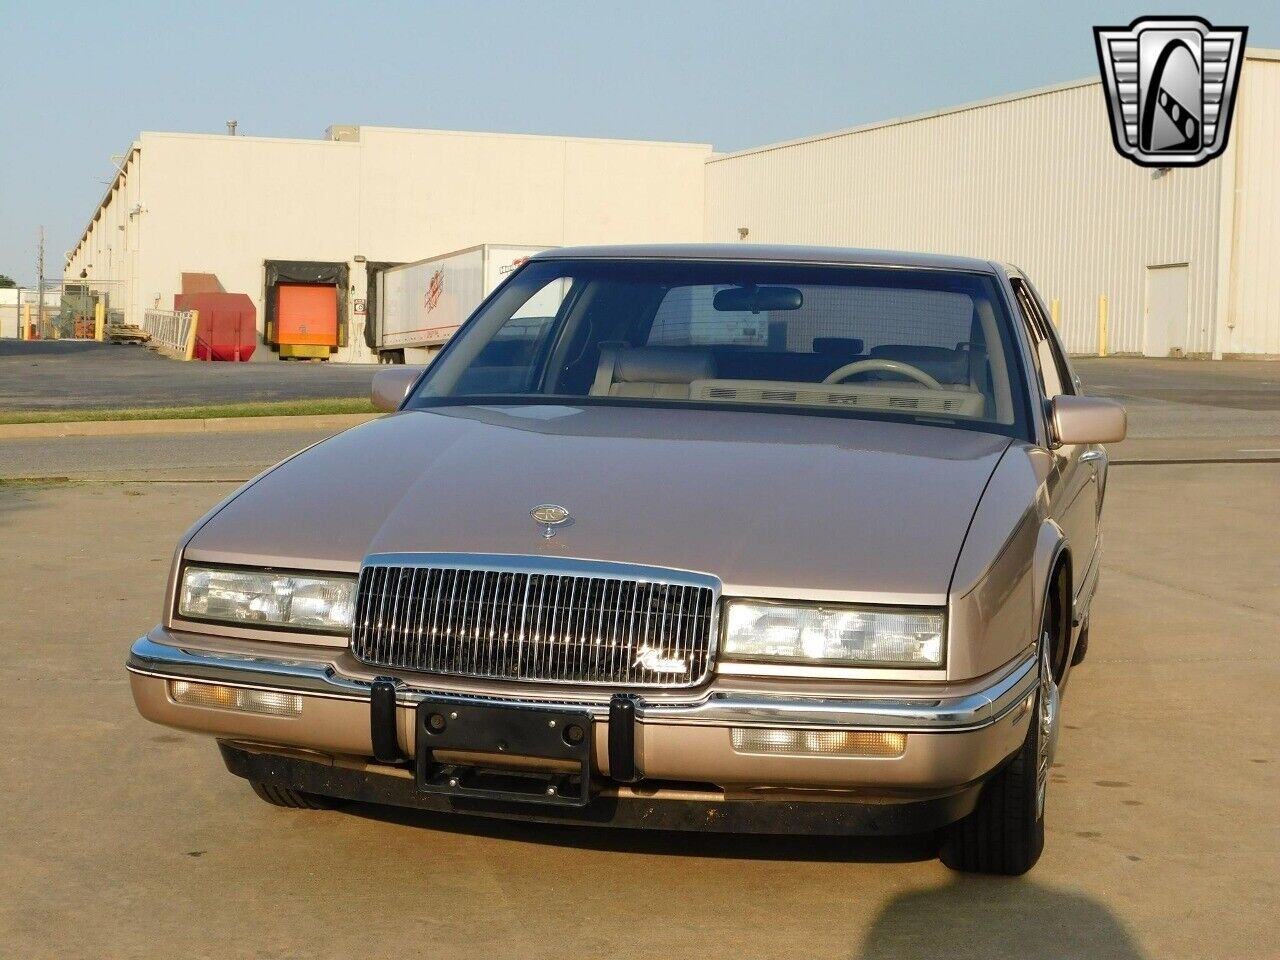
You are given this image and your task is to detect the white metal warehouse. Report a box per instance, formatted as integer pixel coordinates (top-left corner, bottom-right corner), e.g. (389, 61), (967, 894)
(704, 49), (1280, 359)
(64, 49), (1280, 360)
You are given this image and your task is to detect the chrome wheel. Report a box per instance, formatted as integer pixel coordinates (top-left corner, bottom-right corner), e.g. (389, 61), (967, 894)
(1036, 634), (1061, 818)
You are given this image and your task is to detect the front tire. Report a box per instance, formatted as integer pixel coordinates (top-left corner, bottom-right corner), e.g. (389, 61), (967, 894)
(940, 643), (1058, 875)
(249, 780), (348, 810)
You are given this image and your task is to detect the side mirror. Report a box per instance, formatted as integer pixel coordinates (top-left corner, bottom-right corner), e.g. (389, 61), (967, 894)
(1050, 395), (1127, 446)
(371, 367), (424, 412)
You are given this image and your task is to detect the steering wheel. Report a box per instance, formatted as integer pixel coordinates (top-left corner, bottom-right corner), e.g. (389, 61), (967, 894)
(822, 358), (943, 390)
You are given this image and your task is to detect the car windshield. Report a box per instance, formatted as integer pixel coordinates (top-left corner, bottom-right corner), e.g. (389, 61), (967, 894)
(408, 258), (1031, 437)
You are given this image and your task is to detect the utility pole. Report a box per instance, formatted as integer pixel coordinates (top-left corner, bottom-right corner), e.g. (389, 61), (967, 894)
(36, 226), (45, 339)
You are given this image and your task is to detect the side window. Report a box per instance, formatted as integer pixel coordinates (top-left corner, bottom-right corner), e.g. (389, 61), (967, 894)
(475, 278), (569, 370)
(1012, 279), (1071, 397)
(1025, 280), (1078, 394)
(453, 280), (568, 395)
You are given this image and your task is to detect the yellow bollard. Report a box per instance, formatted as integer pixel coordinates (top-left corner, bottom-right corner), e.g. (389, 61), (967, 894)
(1097, 295), (1109, 357)
(1051, 298), (1060, 329)
(22, 304), (32, 340)
(184, 310), (199, 360)
(94, 302), (105, 341)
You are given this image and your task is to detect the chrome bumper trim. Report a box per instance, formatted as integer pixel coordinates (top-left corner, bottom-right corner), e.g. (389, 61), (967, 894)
(127, 635), (1037, 733)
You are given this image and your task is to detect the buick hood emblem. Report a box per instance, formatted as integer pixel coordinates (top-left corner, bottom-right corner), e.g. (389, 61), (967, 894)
(531, 504), (572, 538)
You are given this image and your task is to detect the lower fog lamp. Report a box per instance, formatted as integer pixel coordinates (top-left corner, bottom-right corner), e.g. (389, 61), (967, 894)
(730, 727), (906, 758)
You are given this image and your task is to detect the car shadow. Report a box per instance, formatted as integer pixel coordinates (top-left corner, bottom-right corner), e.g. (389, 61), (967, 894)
(343, 801), (939, 863)
(857, 874), (1148, 960)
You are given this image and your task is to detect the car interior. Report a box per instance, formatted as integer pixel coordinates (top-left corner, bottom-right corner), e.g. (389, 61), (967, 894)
(426, 270), (1018, 426)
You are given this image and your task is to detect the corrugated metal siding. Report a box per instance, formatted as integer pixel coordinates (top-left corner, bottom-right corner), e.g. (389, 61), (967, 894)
(705, 80), (1227, 356)
(1225, 59), (1280, 356)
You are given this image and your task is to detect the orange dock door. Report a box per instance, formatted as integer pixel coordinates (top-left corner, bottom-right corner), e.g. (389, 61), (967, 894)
(276, 284), (338, 345)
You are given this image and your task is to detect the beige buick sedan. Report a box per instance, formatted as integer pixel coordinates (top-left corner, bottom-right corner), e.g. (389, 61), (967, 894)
(128, 245), (1125, 875)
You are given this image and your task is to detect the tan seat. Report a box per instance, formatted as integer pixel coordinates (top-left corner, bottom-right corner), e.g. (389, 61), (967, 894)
(590, 345), (716, 399)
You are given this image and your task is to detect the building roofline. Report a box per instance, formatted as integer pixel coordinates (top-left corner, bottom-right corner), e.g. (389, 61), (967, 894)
(708, 47), (1280, 164)
(136, 130), (349, 148)
(707, 76), (1101, 163)
(354, 124), (713, 151)
(68, 141), (140, 266)
(136, 126), (712, 151)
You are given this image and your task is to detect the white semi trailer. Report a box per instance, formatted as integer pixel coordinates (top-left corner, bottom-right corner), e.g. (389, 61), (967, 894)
(374, 243), (550, 363)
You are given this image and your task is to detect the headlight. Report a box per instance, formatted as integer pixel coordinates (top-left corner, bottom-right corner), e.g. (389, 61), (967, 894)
(723, 600), (944, 667)
(178, 565), (357, 634)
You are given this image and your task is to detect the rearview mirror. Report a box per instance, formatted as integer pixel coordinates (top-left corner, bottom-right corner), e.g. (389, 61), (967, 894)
(371, 367), (425, 412)
(1050, 395), (1127, 446)
(713, 285), (804, 313)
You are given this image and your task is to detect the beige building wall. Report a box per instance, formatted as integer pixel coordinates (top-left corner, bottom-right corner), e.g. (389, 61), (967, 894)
(67, 127), (710, 362)
(354, 127), (709, 256)
(1223, 53), (1280, 357)
(66, 146), (145, 326)
(704, 74), (1253, 357)
(135, 132), (361, 352)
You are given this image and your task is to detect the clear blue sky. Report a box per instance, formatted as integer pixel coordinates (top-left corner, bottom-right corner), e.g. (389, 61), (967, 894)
(2, 1), (1275, 285)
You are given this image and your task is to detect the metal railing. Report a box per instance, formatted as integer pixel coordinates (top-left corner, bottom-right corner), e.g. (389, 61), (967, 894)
(142, 309), (199, 360)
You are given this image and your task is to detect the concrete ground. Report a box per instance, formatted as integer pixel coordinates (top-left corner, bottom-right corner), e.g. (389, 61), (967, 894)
(0, 429), (337, 481)
(0, 340), (378, 411)
(1075, 358), (1280, 455)
(0, 358), (1277, 959)
(1, 463), (1275, 959)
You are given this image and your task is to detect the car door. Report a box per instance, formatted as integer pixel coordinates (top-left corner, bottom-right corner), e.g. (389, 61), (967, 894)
(1010, 278), (1102, 594)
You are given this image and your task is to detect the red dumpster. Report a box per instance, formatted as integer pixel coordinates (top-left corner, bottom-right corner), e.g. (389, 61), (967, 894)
(175, 292), (257, 361)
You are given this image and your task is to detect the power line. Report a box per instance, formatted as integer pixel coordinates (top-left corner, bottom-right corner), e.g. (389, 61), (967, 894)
(37, 226), (45, 338)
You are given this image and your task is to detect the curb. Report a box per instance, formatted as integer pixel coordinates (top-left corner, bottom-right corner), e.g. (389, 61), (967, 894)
(0, 412), (380, 440)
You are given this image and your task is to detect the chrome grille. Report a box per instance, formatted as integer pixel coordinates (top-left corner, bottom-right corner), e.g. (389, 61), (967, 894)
(349, 555), (718, 687)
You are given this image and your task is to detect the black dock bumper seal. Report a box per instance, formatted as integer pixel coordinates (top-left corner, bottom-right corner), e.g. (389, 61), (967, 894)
(370, 678), (401, 763)
(608, 693), (641, 783)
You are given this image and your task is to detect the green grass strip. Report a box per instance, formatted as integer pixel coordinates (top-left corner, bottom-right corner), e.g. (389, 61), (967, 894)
(0, 397), (377, 425)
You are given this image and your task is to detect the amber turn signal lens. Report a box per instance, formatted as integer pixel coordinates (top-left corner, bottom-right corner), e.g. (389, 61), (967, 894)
(169, 680), (303, 717)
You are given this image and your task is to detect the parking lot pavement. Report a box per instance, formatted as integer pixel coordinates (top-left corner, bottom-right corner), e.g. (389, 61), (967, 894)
(0, 463), (1275, 960)
(1074, 357), (1280, 443)
(0, 429), (337, 480)
(0, 340), (379, 410)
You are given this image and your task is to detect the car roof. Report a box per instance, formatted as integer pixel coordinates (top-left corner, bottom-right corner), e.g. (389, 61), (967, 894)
(528, 243), (1003, 274)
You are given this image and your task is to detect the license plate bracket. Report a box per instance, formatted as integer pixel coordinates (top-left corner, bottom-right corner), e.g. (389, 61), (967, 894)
(415, 698), (594, 807)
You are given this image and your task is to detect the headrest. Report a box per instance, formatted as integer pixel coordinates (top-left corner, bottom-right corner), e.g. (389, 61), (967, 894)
(612, 347), (715, 384)
(813, 337), (865, 355)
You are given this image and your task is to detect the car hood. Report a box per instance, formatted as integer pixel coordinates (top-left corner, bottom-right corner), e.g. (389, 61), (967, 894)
(186, 405), (1012, 603)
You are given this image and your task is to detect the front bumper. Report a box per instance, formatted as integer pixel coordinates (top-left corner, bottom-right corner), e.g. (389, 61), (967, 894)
(127, 628), (1036, 797)
(219, 741), (980, 836)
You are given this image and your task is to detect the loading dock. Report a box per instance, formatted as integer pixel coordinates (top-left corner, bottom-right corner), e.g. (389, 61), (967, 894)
(263, 260), (349, 360)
